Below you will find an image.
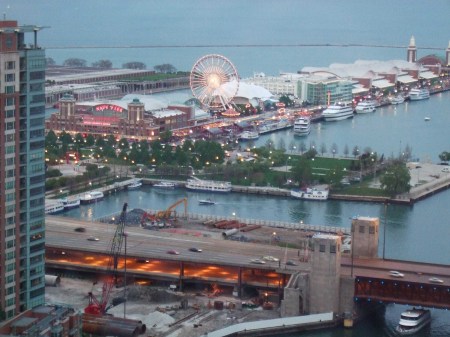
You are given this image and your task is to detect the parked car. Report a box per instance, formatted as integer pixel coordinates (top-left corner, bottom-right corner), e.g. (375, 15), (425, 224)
(250, 259), (266, 264)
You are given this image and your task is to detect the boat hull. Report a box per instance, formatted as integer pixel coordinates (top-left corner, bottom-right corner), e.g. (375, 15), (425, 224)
(395, 309), (431, 335)
(291, 188), (328, 201)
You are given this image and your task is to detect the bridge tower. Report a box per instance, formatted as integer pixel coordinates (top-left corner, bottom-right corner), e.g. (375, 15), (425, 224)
(351, 216), (379, 258)
(309, 234), (341, 314)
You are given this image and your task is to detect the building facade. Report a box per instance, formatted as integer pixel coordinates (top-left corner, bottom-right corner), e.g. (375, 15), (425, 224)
(0, 21), (46, 319)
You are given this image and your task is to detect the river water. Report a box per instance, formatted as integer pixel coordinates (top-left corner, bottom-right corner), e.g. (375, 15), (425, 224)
(17, 0), (450, 334)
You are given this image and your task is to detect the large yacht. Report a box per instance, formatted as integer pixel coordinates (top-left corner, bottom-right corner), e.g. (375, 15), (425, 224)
(186, 177), (232, 193)
(293, 116), (311, 136)
(396, 308), (431, 335)
(80, 191), (104, 204)
(409, 88), (430, 101)
(258, 118), (292, 134)
(322, 102), (354, 121)
(355, 100), (376, 113)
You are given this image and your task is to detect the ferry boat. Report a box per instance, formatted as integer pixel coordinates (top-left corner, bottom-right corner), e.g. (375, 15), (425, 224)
(258, 118), (292, 134)
(238, 130), (259, 141)
(127, 179), (142, 190)
(60, 197), (80, 210)
(186, 177), (232, 193)
(290, 187), (329, 201)
(355, 100), (376, 113)
(45, 201), (65, 214)
(322, 102), (354, 121)
(409, 88), (430, 101)
(389, 94), (405, 105)
(293, 116), (311, 136)
(396, 308), (431, 335)
(80, 191), (104, 204)
(153, 181), (175, 189)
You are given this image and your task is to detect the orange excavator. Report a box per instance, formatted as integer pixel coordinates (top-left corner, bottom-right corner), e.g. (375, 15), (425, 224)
(140, 198), (188, 225)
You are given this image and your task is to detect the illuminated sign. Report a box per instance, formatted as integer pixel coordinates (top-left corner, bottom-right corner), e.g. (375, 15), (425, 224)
(95, 104), (124, 113)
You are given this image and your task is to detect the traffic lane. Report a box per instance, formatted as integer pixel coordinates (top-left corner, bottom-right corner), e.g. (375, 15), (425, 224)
(46, 218), (306, 270)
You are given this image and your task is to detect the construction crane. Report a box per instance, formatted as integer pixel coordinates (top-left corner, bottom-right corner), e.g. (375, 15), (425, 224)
(85, 202), (128, 315)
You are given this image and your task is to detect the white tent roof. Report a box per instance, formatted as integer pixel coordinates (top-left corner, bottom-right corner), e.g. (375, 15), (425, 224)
(397, 75), (417, 84)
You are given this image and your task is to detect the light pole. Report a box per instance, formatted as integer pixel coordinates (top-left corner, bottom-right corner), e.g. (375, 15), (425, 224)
(270, 232), (277, 245)
(382, 203), (388, 259)
(123, 232), (128, 319)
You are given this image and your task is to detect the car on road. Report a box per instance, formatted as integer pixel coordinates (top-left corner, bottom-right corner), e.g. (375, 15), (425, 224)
(442, 167), (450, 173)
(429, 277), (444, 283)
(136, 259), (150, 263)
(189, 247), (203, 253)
(87, 236), (99, 241)
(250, 259), (266, 265)
(167, 250), (179, 255)
(389, 270), (404, 278)
(74, 227), (86, 232)
(286, 260), (298, 266)
(262, 256), (279, 262)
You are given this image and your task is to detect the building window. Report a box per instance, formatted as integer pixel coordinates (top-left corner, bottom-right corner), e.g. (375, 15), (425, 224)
(5, 73), (15, 82)
(369, 226), (375, 234)
(319, 244), (326, 252)
(5, 97), (15, 106)
(5, 61), (15, 70)
(330, 245), (336, 253)
(6, 109), (15, 118)
(30, 71), (45, 80)
(359, 225), (365, 233)
(5, 85), (15, 94)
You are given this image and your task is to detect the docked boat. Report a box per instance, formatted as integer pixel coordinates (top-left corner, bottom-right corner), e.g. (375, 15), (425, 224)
(198, 198), (216, 205)
(128, 179), (142, 190)
(293, 116), (311, 136)
(80, 191), (104, 204)
(153, 181), (175, 189)
(396, 308), (431, 335)
(238, 130), (260, 141)
(389, 94), (405, 105)
(258, 118), (292, 134)
(186, 177), (232, 193)
(355, 100), (376, 114)
(290, 187), (329, 201)
(409, 88), (430, 101)
(322, 102), (354, 121)
(45, 201), (65, 214)
(60, 197), (81, 210)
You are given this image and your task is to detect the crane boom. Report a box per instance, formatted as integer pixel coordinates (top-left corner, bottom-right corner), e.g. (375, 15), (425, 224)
(85, 202), (128, 315)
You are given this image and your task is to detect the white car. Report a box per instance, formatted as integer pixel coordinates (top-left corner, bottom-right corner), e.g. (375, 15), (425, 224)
(262, 256), (279, 262)
(429, 277), (444, 284)
(389, 270), (404, 278)
(250, 259), (266, 265)
(442, 167), (450, 173)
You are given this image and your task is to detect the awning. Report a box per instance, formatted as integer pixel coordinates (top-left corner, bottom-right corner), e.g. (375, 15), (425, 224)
(397, 75), (417, 84)
(352, 87), (369, 94)
(372, 79), (394, 89)
(420, 71), (438, 79)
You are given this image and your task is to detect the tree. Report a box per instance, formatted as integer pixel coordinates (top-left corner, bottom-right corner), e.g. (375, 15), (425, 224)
(291, 157), (313, 187)
(46, 57), (56, 66)
(123, 62), (146, 70)
(352, 146), (359, 158)
(343, 144), (349, 157)
(320, 143), (327, 156)
(380, 162), (411, 196)
(154, 63), (176, 74)
(63, 58), (87, 67)
(438, 151), (450, 162)
(278, 95), (293, 107)
(92, 59), (113, 69)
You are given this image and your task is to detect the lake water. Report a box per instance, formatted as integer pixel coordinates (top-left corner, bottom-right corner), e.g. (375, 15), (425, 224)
(14, 1), (450, 335)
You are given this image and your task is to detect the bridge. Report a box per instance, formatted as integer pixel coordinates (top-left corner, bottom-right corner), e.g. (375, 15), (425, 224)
(45, 215), (450, 324)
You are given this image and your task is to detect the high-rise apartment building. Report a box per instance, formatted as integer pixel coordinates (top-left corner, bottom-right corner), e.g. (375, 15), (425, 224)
(0, 20), (46, 319)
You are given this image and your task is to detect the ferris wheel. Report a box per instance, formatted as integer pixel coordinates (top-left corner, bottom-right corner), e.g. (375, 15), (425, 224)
(190, 54), (239, 111)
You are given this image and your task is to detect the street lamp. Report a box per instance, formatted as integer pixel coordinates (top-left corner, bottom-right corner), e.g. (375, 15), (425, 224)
(270, 232), (277, 245)
(382, 203), (388, 259)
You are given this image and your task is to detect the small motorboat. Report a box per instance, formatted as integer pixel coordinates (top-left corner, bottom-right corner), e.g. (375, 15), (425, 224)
(128, 179), (143, 190)
(198, 198), (216, 205)
(424, 117), (431, 121)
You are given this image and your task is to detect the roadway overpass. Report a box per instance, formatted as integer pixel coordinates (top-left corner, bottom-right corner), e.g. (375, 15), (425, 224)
(45, 216), (450, 321)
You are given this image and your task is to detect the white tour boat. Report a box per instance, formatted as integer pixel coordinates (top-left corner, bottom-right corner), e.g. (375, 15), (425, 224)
(258, 118), (292, 134)
(409, 88), (430, 101)
(355, 100), (376, 113)
(128, 179), (143, 190)
(60, 197), (80, 210)
(153, 181), (175, 189)
(80, 191), (104, 204)
(396, 308), (431, 335)
(290, 187), (329, 201)
(238, 130), (260, 141)
(45, 201), (65, 214)
(293, 116), (311, 136)
(389, 94), (405, 105)
(186, 177), (232, 193)
(322, 102), (354, 121)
